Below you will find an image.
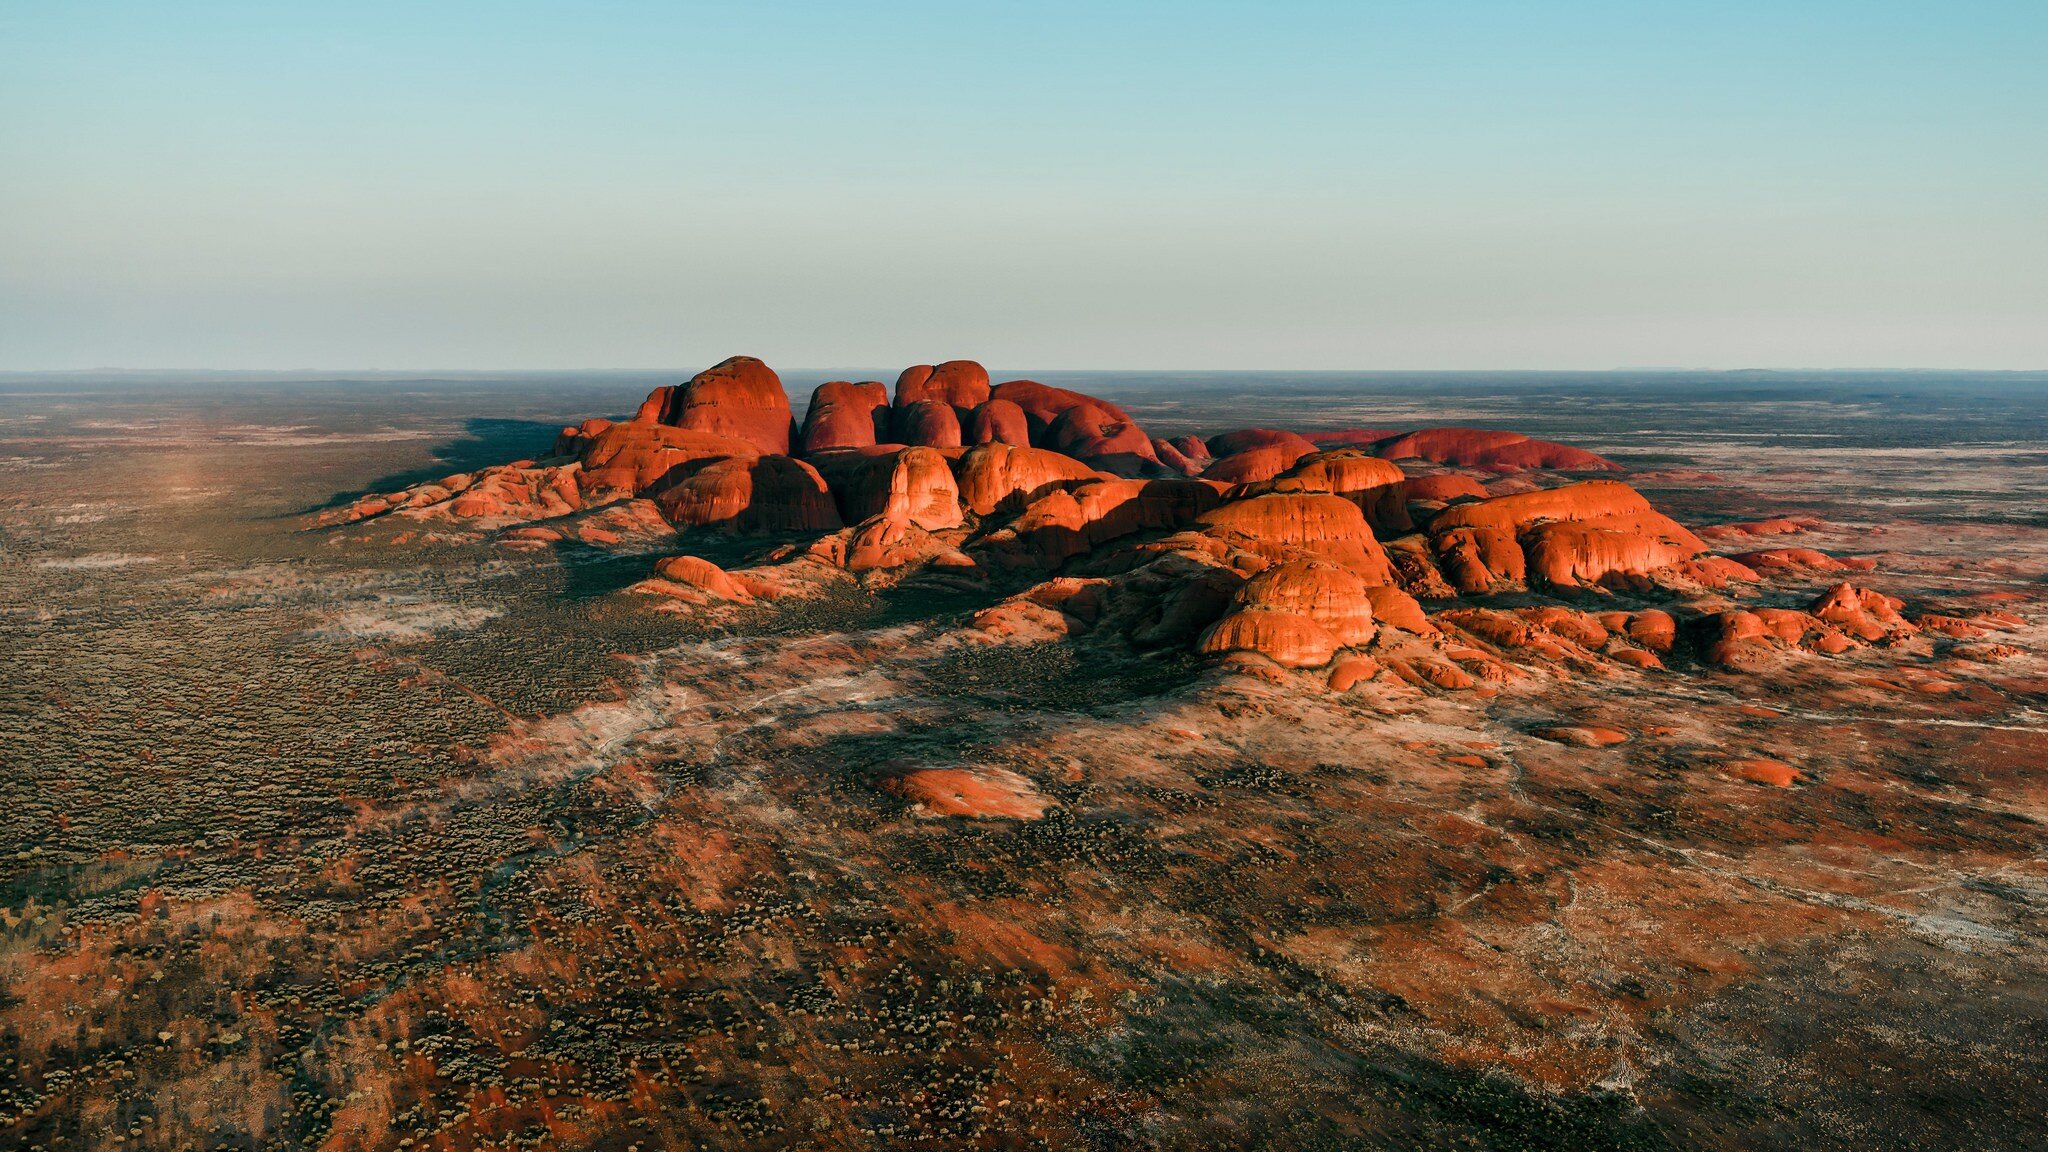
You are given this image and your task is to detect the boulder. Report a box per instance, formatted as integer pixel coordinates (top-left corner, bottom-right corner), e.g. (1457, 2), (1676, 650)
(954, 442), (1103, 516)
(965, 398), (1031, 446)
(894, 361), (992, 413)
(892, 398), (965, 448)
(798, 380), (889, 453)
(658, 356), (793, 454)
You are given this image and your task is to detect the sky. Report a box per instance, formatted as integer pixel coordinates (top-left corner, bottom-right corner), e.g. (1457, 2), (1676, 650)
(2, 1), (2044, 371)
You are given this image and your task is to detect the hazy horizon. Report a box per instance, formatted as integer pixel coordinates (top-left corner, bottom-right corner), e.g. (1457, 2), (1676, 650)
(5, 2), (2045, 371)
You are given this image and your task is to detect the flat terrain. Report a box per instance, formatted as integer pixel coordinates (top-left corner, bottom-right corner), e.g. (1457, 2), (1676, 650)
(4, 372), (2047, 1151)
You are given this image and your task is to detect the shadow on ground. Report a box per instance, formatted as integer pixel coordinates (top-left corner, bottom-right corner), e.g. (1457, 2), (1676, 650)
(301, 417), (568, 512)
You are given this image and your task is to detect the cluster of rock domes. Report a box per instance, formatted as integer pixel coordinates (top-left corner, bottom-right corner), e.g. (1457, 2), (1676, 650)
(326, 356), (2004, 686)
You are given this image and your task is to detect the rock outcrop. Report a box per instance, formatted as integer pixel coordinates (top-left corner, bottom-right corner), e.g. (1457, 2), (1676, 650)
(1375, 428), (1616, 471)
(1426, 480), (1709, 591)
(659, 356), (793, 455)
(322, 352), (1958, 697)
(799, 381), (889, 453)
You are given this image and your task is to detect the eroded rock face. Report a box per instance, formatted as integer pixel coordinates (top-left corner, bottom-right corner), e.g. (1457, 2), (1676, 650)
(652, 456), (841, 533)
(988, 381), (1158, 471)
(1236, 450), (1410, 535)
(893, 399), (965, 449)
(965, 398), (1030, 446)
(1196, 493), (1398, 586)
(578, 423), (761, 496)
(1427, 480), (1709, 592)
(659, 356), (793, 455)
(955, 442), (1102, 516)
(799, 381), (889, 453)
(894, 361), (992, 414)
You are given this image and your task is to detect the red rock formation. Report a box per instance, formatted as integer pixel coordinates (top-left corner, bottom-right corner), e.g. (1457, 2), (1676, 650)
(1236, 450), (1410, 535)
(798, 381), (889, 453)
(1151, 439), (1203, 476)
(894, 361), (992, 413)
(1045, 404), (1156, 472)
(839, 513), (961, 571)
(1729, 548), (1874, 574)
(1812, 582), (1916, 642)
(954, 443), (1102, 516)
(1427, 480), (1708, 591)
(1697, 516), (1821, 542)
(1202, 443), (1316, 486)
(983, 479), (1221, 569)
(652, 455), (842, 533)
(965, 399), (1030, 446)
(1232, 561), (1378, 647)
(1206, 429), (1319, 459)
(1198, 610), (1339, 669)
(806, 446), (965, 530)
(987, 381), (1158, 470)
(656, 356), (793, 454)
(1196, 494), (1397, 585)
(1402, 474), (1491, 505)
(884, 767), (1047, 819)
(1375, 428), (1616, 471)
(892, 399), (965, 449)
(650, 555), (754, 603)
(575, 422), (761, 495)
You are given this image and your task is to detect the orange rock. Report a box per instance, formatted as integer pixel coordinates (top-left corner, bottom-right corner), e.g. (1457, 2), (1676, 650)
(894, 361), (992, 413)
(1046, 402), (1156, 471)
(1533, 726), (1629, 748)
(1239, 450), (1410, 534)
(1811, 582), (1916, 642)
(1728, 758), (1802, 787)
(651, 555), (754, 603)
(1196, 494), (1398, 585)
(1203, 442), (1316, 486)
(1402, 473), (1491, 504)
(1196, 609), (1339, 668)
(1697, 516), (1821, 541)
(798, 380), (889, 453)
(986, 478), (1222, 569)
(1206, 428), (1320, 459)
(659, 356), (793, 454)
(1231, 560), (1377, 646)
(1624, 610), (1677, 652)
(954, 442), (1103, 516)
(1376, 427), (1616, 471)
(965, 398), (1030, 446)
(652, 455), (842, 533)
(1428, 480), (1706, 591)
(1169, 434), (1212, 464)
(987, 380), (1158, 470)
(1151, 438), (1203, 476)
(576, 422), (760, 495)
(892, 398), (965, 448)
(884, 767), (1047, 819)
(842, 513), (952, 571)
(1365, 585), (1435, 635)
(1729, 547), (1871, 574)
(1328, 656), (1381, 691)
(805, 446), (964, 530)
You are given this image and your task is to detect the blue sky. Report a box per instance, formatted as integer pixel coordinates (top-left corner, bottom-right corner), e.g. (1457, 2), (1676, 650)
(2, 1), (2043, 369)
